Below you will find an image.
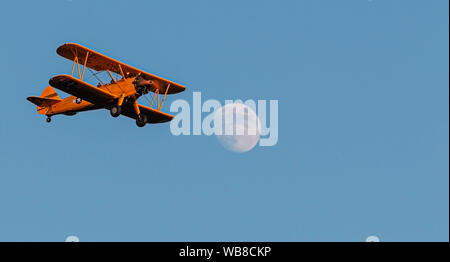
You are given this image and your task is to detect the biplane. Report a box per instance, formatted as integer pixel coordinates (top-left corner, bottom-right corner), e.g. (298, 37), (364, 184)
(27, 43), (185, 127)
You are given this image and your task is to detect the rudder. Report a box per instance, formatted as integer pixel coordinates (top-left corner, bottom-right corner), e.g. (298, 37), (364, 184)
(40, 86), (61, 100)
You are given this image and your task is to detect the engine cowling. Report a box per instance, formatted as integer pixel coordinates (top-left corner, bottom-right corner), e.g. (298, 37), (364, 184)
(133, 75), (153, 96)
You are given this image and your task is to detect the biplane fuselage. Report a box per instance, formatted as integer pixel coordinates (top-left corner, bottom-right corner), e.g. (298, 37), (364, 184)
(27, 43), (185, 127)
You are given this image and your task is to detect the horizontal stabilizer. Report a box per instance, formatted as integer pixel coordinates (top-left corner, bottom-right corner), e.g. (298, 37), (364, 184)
(26, 96), (60, 107)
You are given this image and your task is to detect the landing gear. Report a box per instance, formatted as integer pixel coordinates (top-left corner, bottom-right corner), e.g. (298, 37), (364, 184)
(46, 116), (51, 123)
(110, 105), (122, 117)
(136, 113), (147, 127)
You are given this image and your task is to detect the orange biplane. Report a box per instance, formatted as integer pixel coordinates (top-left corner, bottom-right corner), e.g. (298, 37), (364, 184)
(27, 43), (185, 127)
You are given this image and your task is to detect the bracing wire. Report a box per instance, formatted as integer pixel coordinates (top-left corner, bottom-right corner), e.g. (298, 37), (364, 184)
(143, 93), (152, 107)
(88, 68), (105, 85)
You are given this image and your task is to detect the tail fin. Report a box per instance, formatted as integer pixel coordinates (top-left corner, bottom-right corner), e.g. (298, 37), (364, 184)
(40, 86), (61, 100)
(26, 86), (61, 115)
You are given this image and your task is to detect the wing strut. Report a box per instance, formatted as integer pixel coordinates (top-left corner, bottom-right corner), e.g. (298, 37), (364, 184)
(69, 51), (90, 81)
(106, 70), (116, 83)
(118, 64), (126, 79)
(149, 91), (156, 108)
(80, 52), (89, 80)
(158, 84), (171, 110)
(145, 83), (171, 111)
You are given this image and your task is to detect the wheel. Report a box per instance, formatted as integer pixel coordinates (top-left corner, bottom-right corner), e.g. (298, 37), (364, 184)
(136, 114), (147, 127)
(46, 117), (51, 123)
(136, 113), (147, 127)
(110, 105), (122, 117)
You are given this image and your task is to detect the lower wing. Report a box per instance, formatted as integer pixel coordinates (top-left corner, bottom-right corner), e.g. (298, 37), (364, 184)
(49, 74), (116, 105)
(121, 104), (174, 123)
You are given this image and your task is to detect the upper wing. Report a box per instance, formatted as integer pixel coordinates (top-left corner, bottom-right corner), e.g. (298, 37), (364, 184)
(121, 103), (174, 124)
(56, 43), (186, 95)
(49, 74), (116, 105)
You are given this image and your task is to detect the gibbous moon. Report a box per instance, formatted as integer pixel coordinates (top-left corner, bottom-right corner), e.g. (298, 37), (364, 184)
(213, 103), (261, 153)
(65, 235), (80, 242)
(366, 236), (380, 242)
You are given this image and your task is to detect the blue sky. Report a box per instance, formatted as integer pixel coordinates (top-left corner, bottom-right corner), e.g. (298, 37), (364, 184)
(0, 0), (448, 241)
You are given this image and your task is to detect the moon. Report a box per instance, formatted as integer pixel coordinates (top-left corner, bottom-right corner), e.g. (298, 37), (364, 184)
(65, 235), (80, 242)
(366, 235), (380, 242)
(213, 103), (261, 153)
